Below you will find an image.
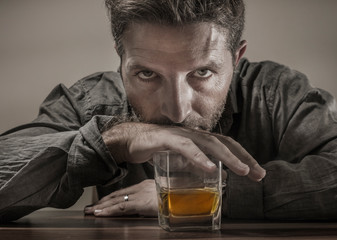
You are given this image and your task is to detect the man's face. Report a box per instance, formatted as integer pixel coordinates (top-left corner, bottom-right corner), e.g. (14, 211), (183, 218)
(120, 22), (238, 131)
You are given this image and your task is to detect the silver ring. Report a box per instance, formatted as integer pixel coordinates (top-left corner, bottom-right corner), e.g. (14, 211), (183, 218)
(124, 195), (129, 202)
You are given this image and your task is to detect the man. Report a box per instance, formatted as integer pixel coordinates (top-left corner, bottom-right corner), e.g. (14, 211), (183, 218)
(0, 0), (336, 222)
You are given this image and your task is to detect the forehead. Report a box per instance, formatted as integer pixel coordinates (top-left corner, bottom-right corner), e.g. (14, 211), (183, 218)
(122, 22), (229, 68)
(124, 22), (227, 51)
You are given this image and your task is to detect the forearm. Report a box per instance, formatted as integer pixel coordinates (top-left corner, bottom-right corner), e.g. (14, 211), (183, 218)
(225, 140), (337, 220)
(0, 72), (132, 222)
(0, 128), (77, 222)
(0, 116), (125, 222)
(263, 146), (337, 219)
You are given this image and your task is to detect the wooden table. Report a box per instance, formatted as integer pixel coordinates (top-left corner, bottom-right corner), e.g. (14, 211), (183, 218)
(1, 210), (337, 240)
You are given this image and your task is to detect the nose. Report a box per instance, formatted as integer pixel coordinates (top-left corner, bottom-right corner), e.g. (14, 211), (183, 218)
(160, 77), (192, 123)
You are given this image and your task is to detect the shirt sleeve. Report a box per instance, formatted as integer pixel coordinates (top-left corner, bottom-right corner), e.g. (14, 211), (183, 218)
(0, 74), (127, 222)
(226, 61), (337, 219)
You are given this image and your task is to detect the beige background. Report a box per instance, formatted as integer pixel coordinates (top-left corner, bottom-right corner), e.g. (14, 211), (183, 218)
(1, 0), (337, 210)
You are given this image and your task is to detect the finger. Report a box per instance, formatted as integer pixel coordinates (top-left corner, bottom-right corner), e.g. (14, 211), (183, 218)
(85, 194), (132, 216)
(84, 196), (123, 215)
(160, 135), (217, 172)
(158, 128), (251, 175)
(182, 131), (250, 176)
(93, 179), (156, 209)
(213, 143), (250, 176)
(183, 129), (265, 181)
(98, 190), (128, 204)
(94, 200), (137, 217)
(216, 136), (266, 181)
(83, 204), (95, 215)
(96, 185), (140, 205)
(247, 163), (266, 181)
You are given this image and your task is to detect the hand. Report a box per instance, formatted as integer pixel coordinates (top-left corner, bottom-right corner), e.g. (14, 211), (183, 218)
(211, 132), (265, 182)
(84, 180), (158, 217)
(102, 122), (266, 181)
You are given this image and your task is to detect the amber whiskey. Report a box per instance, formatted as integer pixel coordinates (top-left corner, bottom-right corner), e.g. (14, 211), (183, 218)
(159, 187), (220, 217)
(157, 187), (221, 231)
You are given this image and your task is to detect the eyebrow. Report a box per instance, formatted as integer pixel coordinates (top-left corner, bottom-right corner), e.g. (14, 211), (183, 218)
(201, 60), (223, 70)
(126, 63), (150, 72)
(126, 59), (224, 73)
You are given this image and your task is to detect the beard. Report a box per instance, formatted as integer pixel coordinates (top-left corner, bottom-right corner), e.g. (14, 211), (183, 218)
(128, 96), (227, 132)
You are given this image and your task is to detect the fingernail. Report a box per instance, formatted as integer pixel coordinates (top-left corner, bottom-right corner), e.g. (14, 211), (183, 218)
(94, 209), (103, 214)
(207, 160), (216, 168)
(240, 163), (249, 172)
(252, 166), (266, 178)
(84, 207), (92, 213)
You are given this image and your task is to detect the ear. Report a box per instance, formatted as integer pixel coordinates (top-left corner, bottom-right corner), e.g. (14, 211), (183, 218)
(234, 40), (247, 66)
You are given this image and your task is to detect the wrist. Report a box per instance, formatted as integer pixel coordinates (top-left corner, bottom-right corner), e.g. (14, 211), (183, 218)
(101, 123), (129, 165)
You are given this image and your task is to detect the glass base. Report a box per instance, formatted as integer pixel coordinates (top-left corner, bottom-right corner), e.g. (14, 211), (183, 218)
(158, 214), (221, 231)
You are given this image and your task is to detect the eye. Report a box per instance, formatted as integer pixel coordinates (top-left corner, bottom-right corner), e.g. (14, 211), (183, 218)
(192, 69), (213, 78)
(137, 70), (157, 80)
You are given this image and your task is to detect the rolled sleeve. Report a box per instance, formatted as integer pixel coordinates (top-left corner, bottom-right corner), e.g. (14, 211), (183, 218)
(68, 115), (127, 189)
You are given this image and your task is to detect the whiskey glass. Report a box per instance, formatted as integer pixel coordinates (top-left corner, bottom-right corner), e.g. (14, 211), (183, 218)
(153, 150), (222, 231)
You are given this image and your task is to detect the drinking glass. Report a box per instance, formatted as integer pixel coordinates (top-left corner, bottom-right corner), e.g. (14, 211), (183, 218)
(153, 150), (222, 231)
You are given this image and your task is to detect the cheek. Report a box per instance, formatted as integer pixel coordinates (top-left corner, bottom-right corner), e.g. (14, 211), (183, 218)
(192, 75), (231, 114)
(192, 93), (223, 115)
(123, 80), (161, 119)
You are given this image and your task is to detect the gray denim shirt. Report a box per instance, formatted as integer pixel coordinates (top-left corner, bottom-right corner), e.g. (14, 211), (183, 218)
(1, 58), (337, 222)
